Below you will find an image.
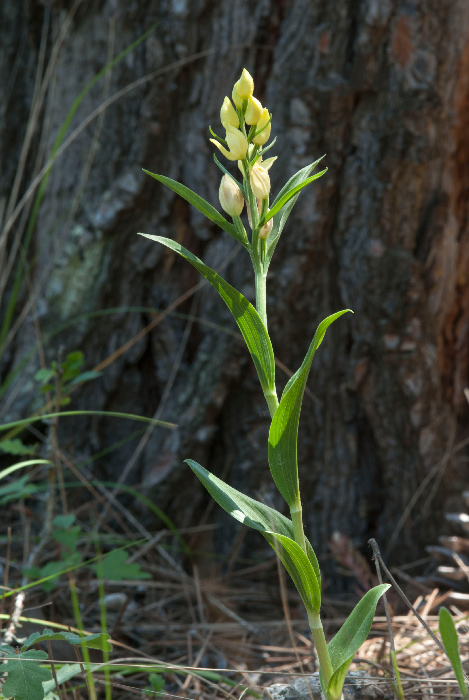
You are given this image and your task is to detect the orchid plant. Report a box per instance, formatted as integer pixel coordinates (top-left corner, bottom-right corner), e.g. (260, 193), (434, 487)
(139, 69), (390, 700)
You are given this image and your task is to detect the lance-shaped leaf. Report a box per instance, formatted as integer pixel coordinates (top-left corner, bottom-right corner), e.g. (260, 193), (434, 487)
(268, 310), (351, 507)
(259, 159), (327, 229)
(439, 607), (469, 699)
(143, 169), (249, 250)
(266, 158), (326, 264)
(22, 627), (112, 652)
(319, 584), (390, 698)
(186, 458), (321, 612)
(138, 235), (276, 402)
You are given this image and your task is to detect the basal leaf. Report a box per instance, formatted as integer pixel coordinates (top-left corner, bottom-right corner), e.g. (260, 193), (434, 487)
(267, 158), (326, 264)
(268, 310), (351, 507)
(1, 649), (52, 700)
(439, 607), (469, 698)
(259, 165), (327, 228)
(325, 655), (354, 700)
(186, 459), (321, 613)
(138, 235), (276, 403)
(143, 170), (249, 249)
(327, 584), (390, 672)
(22, 627), (112, 652)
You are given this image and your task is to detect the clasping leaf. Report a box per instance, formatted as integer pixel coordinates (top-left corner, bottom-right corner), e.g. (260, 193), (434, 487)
(268, 310), (351, 508)
(143, 170), (249, 250)
(138, 235), (277, 407)
(186, 459), (321, 613)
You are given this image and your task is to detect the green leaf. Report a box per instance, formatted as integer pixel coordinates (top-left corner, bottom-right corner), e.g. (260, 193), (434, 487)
(52, 514), (76, 529)
(0, 438), (36, 456)
(90, 549), (151, 580)
(34, 368), (55, 384)
(265, 532), (321, 614)
(143, 170), (249, 249)
(186, 459), (321, 613)
(42, 663), (100, 697)
(268, 310), (351, 507)
(1, 649), (52, 700)
(138, 234), (276, 402)
(326, 655), (354, 700)
(439, 607), (469, 699)
(52, 525), (81, 553)
(213, 155), (246, 196)
(26, 553), (82, 592)
(259, 163), (327, 228)
(21, 627), (112, 652)
(0, 475), (38, 505)
(266, 158), (325, 264)
(327, 584), (390, 672)
(68, 370), (102, 386)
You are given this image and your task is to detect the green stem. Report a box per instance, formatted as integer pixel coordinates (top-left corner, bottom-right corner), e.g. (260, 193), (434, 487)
(255, 268), (267, 328)
(291, 505), (306, 553)
(308, 611), (333, 690)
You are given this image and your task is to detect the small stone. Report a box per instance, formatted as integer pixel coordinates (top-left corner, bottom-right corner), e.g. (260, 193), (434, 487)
(263, 672), (385, 700)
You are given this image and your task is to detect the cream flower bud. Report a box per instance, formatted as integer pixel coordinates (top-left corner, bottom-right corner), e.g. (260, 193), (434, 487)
(253, 108), (271, 145)
(225, 123), (248, 160)
(259, 218), (273, 239)
(219, 175), (244, 217)
(232, 68), (254, 107)
(249, 163), (270, 199)
(245, 96), (263, 125)
(210, 123), (248, 161)
(220, 96), (239, 128)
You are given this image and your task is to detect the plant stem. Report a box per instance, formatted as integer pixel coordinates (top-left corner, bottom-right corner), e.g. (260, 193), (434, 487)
(308, 611), (333, 690)
(291, 505), (306, 552)
(255, 268), (267, 328)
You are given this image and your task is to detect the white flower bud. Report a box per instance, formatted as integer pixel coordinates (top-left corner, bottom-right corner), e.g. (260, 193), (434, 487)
(220, 96), (239, 128)
(232, 68), (254, 107)
(219, 175), (244, 217)
(245, 96), (263, 125)
(259, 218), (273, 239)
(210, 123), (248, 161)
(249, 163), (270, 200)
(253, 108), (271, 146)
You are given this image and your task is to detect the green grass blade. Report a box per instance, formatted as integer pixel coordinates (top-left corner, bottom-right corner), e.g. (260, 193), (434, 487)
(0, 24), (158, 348)
(439, 607), (469, 698)
(139, 234), (276, 403)
(0, 410), (176, 433)
(268, 310), (351, 508)
(143, 170), (248, 248)
(186, 458), (321, 613)
(0, 459), (52, 481)
(390, 650), (405, 700)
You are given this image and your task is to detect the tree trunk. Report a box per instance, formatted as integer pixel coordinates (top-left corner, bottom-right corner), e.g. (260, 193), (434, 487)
(1, 0), (468, 571)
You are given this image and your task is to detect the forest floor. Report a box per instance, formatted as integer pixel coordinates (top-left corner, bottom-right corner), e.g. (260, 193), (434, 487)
(1, 492), (468, 700)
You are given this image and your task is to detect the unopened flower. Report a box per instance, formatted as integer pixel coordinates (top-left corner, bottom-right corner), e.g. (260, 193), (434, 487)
(245, 96), (263, 125)
(253, 108), (271, 146)
(220, 97), (239, 128)
(210, 123), (248, 161)
(259, 218), (273, 239)
(249, 163), (270, 199)
(219, 175), (244, 217)
(238, 152), (277, 177)
(232, 68), (254, 108)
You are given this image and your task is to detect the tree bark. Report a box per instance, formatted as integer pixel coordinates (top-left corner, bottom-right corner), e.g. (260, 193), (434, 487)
(1, 0), (468, 570)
